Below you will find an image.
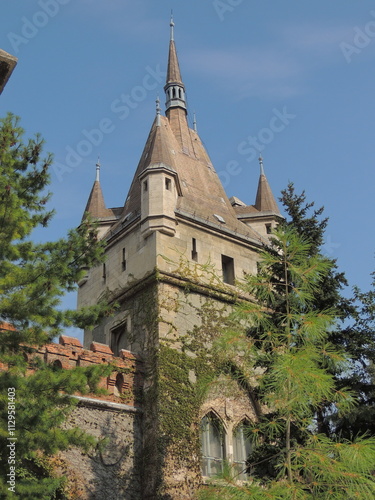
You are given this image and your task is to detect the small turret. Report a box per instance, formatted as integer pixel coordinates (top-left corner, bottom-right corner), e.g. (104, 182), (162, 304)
(82, 159), (118, 238)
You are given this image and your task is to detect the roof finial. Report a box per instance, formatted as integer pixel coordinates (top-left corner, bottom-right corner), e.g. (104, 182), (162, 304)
(169, 10), (174, 42)
(193, 112), (197, 132)
(170, 11), (175, 41)
(156, 95), (161, 126)
(96, 156), (101, 182)
(259, 154), (265, 176)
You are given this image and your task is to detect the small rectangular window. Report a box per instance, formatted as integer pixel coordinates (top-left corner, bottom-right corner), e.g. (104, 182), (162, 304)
(102, 263), (106, 282)
(143, 180), (148, 192)
(192, 238), (198, 262)
(165, 177), (171, 190)
(222, 255), (235, 285)
(122, 247), (126, 271)
(266, 223), (272, 234)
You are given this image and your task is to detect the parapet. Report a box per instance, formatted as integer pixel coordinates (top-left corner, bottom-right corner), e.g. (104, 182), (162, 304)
(0, 328), (143, 408)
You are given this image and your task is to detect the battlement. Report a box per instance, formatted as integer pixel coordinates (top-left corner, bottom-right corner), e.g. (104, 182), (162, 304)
(0, 325), (143, 408)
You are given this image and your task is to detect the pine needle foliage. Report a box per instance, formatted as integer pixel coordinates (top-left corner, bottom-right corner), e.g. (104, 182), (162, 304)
(0, 114), (113, 498)
(280, 183), (375, 438)
(202, 225), (375, 499)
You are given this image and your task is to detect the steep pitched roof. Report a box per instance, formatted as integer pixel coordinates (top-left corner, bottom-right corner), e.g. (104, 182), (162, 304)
(254, 158), (280, 214)
(233, 160), (281, 219)
(82, 180), (113, 220)
(166, 39), (183, 85)
(254, 174), (280, 213)
(104, 21), (280, 244)
(119, 113), (264, 242)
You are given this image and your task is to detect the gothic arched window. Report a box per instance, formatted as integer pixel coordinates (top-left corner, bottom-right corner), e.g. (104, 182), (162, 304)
(233, 421), (252, 480)
(200, 412), (225, 477)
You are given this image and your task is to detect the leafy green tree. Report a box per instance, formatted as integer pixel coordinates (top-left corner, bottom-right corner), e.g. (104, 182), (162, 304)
(0, 114), (112, 498)
(201, 225), (375, 499)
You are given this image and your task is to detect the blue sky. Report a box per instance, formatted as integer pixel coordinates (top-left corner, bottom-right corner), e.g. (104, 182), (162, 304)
(1, 1), (375, 339)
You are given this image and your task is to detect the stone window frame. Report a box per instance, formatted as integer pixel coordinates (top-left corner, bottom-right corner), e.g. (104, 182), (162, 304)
(200, 409), (253, 481)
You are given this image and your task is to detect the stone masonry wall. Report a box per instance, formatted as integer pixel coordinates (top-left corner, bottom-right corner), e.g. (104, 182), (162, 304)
(59, 401), (142, 500)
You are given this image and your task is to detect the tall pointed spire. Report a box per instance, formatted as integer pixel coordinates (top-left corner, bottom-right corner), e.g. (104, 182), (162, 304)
(82, 159), (108, 220)
(164, 16), (186, 113)
(254, 156), (280, 214)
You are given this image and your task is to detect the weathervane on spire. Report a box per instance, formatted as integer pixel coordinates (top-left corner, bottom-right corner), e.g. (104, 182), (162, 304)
(170, 11), (175, 41)
(96, 156), (101, 182)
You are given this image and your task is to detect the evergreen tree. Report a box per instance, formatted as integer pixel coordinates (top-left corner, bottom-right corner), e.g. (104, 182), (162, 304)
(0, 114), (112, 498)
(280, 183), (375, 437)
(332, 271), (375, 438)
(201, 225), (375, 499)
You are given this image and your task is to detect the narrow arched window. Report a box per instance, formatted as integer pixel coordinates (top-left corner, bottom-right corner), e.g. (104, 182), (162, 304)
(200, 413), (225, 477)
(233, 421), (252, 480)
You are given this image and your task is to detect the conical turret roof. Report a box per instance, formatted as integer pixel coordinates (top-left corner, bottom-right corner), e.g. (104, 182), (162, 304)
(254, 157), (280, 214)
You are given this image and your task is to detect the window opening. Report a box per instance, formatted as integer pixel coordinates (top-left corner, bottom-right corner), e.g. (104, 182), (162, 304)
(110, 321), (129, 356)
(165, 177), (171, 190)
(222, 255), (235, 285)
(143, 180), (148, 192)
(191, 238), (198, 262)
(122, 247), (127, 271)
(200, 413), (225, 477)
(266, 223), (272, 234)
(102, 263), (106, 283)
(114, 373), (124, 396)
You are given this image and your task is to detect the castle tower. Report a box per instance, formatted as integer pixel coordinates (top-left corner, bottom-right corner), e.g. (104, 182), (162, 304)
(78, 19), (281, 500)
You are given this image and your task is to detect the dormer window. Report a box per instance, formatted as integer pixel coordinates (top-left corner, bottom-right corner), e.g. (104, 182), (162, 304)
(214, 214), (225, 224)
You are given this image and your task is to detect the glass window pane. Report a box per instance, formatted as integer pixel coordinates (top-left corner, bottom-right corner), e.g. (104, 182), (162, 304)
(233, 422), (251, 480)
(200, 414), (225, 477)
